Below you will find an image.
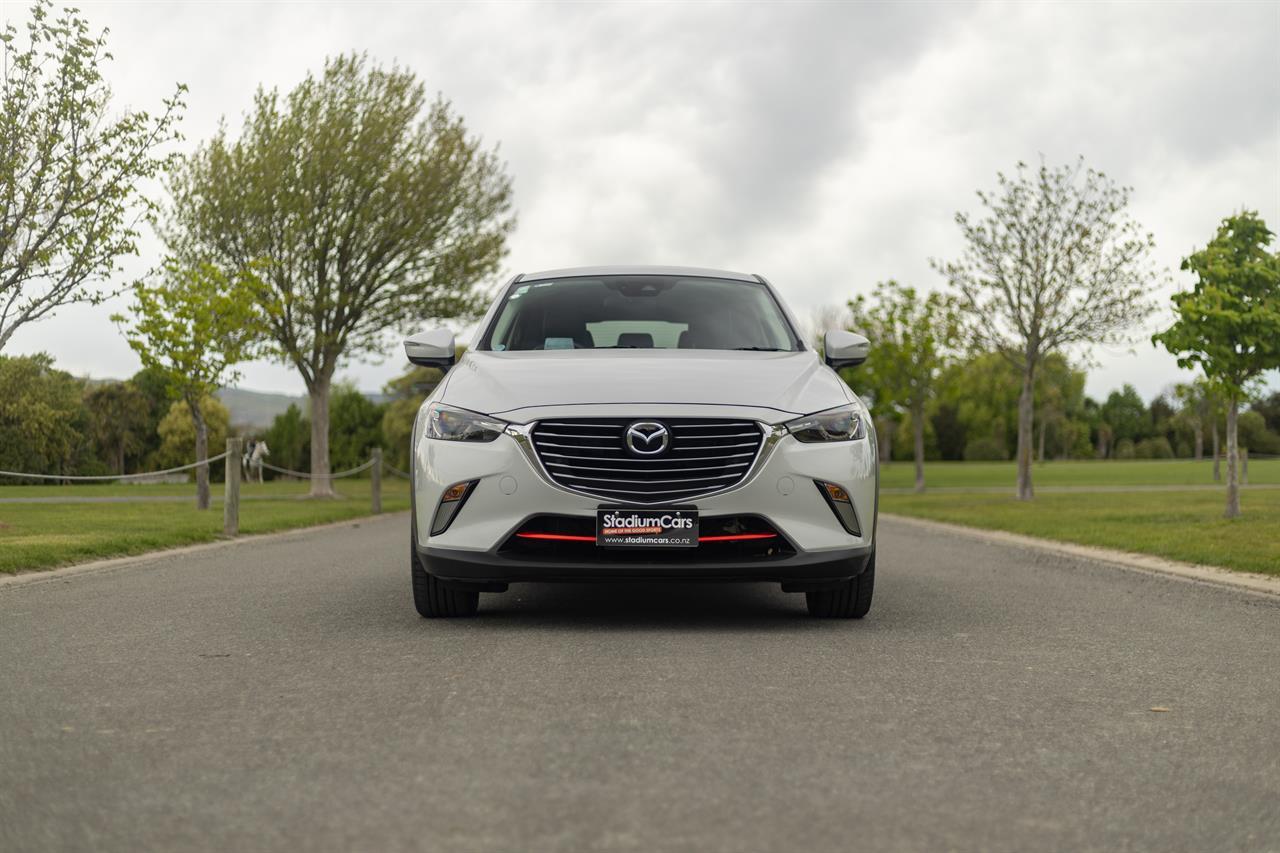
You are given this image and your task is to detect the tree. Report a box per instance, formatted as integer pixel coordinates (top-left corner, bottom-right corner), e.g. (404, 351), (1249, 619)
(1252, 391), (1280, 435)
(846, 282), (958, 492)
(127, 365), (174, 468)
(0, 353), (89, 478)
(381, 363), (445, 471)
(113, 261), (262, 509)
(0, 1), (183, 351)
(1172, 382), (1208, 460)
(933, 158), (1159, 499)
(328, 384), (385, 472)
(1100, 385), (1148, 449)
(1153, 211), (1280, 518)
(156, 397), (229, 472)
(164, 53), (514, 497)
(83, 382), (150, 474)
(264, 404), (309, 476)
(929, 349), (1090, 462)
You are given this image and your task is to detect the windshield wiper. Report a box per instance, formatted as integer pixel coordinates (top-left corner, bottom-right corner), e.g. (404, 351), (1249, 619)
(733, 346), (786, 351)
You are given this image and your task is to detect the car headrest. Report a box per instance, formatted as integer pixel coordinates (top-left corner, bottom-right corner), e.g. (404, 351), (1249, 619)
(616, 332), (654, 349)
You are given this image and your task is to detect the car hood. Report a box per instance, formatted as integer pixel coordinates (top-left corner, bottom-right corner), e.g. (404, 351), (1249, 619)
(438, 349), (853, 422)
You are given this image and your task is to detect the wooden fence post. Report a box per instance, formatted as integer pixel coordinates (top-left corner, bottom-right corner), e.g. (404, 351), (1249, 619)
(371, 448), (383, 515)
(224, 437), (241, 537)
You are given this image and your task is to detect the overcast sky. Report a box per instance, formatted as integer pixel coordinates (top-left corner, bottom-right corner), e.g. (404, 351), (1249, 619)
(5, 0), (1278, 401)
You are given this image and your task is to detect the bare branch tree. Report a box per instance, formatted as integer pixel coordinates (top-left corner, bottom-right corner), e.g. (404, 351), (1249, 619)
(933, 157), (1159, 499)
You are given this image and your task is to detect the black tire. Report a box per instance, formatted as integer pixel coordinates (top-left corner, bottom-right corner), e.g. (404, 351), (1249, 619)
(411, 534), (479, 618)
(805, 551), (874, 618)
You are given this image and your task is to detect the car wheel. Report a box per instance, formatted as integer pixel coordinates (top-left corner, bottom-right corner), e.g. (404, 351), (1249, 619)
(411, 527), (479, 618)
(805, 550), (874, 619)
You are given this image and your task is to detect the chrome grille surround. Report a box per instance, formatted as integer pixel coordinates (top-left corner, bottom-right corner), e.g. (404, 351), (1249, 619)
(526, 418), (768, 505)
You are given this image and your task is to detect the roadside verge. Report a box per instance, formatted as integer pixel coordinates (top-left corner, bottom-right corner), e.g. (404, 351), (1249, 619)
(0, 511), (410, 590)
(882, 513), (1280, 598)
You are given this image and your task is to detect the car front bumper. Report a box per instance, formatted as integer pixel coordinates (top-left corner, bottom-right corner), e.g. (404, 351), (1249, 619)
(412, 406), (878, 584)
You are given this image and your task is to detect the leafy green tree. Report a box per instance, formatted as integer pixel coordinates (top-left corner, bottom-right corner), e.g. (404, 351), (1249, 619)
(380, 363), (447, 471)
(847, 282), (958, 492)
(1153, 211), (1280, 518)
(1252, 391), (1280, 434)
(264, 404), (310, 476)
(1237, 410), (1280, 456)
(0, 353), (91, 478)
(934, 157), (1159, 499)
(83, 382), (150, 474)
(113, 261), (263, 509)
(127, 365), (174, 468)
(1033, 355), (1088, 461)
(164, 53), (514, 497)
(156, 397), (229, 472)
(0, 1), (184, 351)
(934, 351), (1020, 461)
(1100, 385), (1148, 449)
(931, 349), (1090, 461)
(1172, 382), (1209, 460)
(328, 385), (385, 472)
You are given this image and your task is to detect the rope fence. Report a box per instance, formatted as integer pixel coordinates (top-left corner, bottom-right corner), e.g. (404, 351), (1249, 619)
(259, 458), (377, 480)
(2, 442), (397, 539)
(0, 452), (232, 482)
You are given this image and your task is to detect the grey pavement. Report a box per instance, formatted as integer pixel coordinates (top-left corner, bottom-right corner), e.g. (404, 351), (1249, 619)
(1, 514), (1277, 852)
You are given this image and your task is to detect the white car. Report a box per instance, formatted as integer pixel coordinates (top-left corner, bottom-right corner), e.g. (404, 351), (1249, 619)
(405, 266), (878, 618)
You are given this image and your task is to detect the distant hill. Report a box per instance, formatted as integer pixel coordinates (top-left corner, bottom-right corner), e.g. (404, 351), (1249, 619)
(216, 387), (307, 430)
(216, 387), (392, 430)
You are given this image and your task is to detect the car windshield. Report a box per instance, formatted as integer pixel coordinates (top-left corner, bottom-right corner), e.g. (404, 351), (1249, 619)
(479, 275), (802, 352)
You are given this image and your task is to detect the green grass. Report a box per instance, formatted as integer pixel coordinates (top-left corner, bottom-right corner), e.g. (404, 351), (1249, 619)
(881, 489), (1280, 576)
(879, 458), (1280, 490)
(0, 480), (409, 574)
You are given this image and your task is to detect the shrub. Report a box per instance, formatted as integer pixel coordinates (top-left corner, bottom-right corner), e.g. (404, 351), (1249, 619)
(1113, 438), (1136, 459)
(1134, 437), (1174, 459)
(964, 436), (1008, 461)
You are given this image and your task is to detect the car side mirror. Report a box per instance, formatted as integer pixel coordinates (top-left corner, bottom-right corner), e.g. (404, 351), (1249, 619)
(404, 328), (457, 370)
(824, 330), (870, 369)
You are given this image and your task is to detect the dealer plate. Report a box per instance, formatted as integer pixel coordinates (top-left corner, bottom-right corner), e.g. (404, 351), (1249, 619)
(596, 508), (699, 548)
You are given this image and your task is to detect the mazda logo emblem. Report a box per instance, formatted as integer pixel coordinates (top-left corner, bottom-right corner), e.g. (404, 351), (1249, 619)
(625, 421), (670, 456)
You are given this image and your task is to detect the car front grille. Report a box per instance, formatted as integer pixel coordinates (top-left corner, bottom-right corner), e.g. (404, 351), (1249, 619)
(530, 418), (765, 504)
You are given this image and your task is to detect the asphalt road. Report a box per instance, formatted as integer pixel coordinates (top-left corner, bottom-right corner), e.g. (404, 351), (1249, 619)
(2, 514), (1277, 853)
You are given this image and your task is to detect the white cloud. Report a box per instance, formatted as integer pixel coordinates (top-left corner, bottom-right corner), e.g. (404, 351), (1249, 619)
(4, 0), (1277, 402)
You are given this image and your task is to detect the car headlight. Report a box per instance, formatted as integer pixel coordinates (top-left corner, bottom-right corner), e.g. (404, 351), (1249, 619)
(424, 402), (507, 442)
(785, 404), (867, 442)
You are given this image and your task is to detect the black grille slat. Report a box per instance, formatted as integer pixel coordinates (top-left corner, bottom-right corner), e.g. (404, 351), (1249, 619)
(531, 418), (764, 504)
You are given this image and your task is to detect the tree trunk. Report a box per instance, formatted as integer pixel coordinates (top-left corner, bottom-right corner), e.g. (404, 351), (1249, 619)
(1211, 420), (1220, 482)
(1224, 398), (1240, 519)
(912, 404), (925, 494)
(1193, 424), (1203, 461)
(191, 398), (210, 511)
(1037, 418), (1047, 463)
(1016, 364), (1035, 501)
(116, 442), (125, 476)
(877, 417), (893, 463)
(308, 375), (335, 498)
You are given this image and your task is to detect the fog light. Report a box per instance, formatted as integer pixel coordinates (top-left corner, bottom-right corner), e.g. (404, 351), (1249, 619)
(822, 482), (850, 502)
(815, 479), (861, 535)
(441, 482), (471, 502)
(431, 480), (477, 535)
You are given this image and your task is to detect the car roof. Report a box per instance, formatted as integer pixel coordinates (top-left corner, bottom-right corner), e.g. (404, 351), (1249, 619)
(517, 264), (759, 283)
